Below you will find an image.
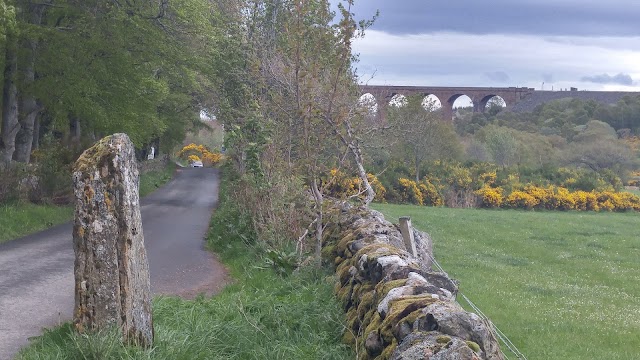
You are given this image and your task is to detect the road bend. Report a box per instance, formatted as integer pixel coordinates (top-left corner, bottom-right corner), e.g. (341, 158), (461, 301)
(0, 167), (227, 359)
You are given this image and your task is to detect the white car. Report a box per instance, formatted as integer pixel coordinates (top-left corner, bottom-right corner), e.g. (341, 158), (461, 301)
(190, 160), (203, 168)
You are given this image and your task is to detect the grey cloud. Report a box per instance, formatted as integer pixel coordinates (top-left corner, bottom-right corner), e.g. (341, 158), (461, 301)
(343, 0), (639, 36)
(580, 73), (633, 85)
(485, 71), (510, 83)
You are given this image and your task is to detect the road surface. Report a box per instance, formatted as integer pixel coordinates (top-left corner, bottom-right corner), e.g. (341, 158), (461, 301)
(0, 167), (227, 359)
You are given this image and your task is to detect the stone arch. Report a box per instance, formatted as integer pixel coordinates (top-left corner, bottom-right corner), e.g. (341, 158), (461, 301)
(389, 93), (408, 107)
(479, 94), (507, 112)
(358, 93), (378, 115)
(422, 94), (442, 110)
(448, 94), (473, 109)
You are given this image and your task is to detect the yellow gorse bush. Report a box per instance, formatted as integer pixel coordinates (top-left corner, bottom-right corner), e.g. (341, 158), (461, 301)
(178, 143), (225, 167)
(323, 169), (386, 202)
(398, 178), (424, 205)
(505, 191), (538, 210)
(475, 186), (503, 208)
(419, 179), (443, 206)
(322, 163), (640, 212)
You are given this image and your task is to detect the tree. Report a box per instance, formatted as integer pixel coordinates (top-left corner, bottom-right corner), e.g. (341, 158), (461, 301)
(482, 125), (519, 167)
(0, 0), (225, 169)
(387, 94), (462, 181)
(568, 120), (636, 175)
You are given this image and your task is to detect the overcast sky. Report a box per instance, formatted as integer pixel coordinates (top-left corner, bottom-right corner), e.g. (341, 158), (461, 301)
(340, 1), (640, 94)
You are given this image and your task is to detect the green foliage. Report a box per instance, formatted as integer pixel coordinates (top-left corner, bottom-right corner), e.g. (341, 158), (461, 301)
(374, 204), (640, 360)
(384, 94), (463, 180)
(262, 247), (299, 277)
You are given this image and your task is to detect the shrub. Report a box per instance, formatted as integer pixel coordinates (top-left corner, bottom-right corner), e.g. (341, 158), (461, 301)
(367, 173), (387, 203)
(552, 187), (576, 211)
(571, 191), (599, 211)
(505, 191), (538, 210)
(476, 186), (503, 208)
(419, 179), (443, 206)
(178, 143), (224, 167)
(397, 178), (423, 205)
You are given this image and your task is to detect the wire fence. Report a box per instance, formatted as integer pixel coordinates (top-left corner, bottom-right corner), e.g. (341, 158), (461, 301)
(426, 252), (528, 360)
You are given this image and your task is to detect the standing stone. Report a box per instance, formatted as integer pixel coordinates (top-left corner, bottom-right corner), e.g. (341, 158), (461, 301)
(72, 133), (153, 347)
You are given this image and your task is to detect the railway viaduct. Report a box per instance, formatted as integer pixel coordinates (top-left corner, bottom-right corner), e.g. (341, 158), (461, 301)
(359, 85), (639, 120)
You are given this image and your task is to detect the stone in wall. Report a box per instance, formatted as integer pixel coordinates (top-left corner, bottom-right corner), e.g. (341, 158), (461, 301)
(72, 133), (153, 347)
(323, 202), (503, 360)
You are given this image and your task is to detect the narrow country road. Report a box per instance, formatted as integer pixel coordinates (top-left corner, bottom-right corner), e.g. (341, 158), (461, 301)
(0, 167), (227, 359)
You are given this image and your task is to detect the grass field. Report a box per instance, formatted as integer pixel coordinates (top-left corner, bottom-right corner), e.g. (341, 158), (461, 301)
(372, 204), (640, 360)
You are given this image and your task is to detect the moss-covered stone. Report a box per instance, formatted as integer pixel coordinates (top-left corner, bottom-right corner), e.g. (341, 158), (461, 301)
(379, 295), (439, 345)
(377, 339), (397, 360)
(354, 243), (397, 261)
(374, 279), (408, 300)
(437, 335), (452, 344)
(342, 329), (356, 346)
(466, 340), (481, 353)
(321, 244), (336, 261)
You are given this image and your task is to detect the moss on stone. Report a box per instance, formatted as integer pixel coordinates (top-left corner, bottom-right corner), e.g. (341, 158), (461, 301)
(354, 243), (397, 261)
(346, 307), (359, 331)
(437, 335), (451, 344)
(466, 340), (481, 353)
(377, 339), (397, 360)
(74, 135), (115, 174)
(364, 312), (382, 340)
(336, 260), (355, 285)
(334, 281), (342, 294)
(337, 232), (356, 255)
(357, 291), (375, 319)
(321, 244), (336, 261)
(374, 279), (408, 299)
(337, 283), (353, 308)
(342, 329), (356, 346)
(379, 295), (439, 345)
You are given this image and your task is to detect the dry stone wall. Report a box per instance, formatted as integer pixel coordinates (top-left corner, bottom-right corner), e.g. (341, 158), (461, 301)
(322, 202), (504, 360)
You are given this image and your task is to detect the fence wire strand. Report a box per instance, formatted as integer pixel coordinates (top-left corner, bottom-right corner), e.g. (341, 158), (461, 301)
(426, 253), (527, 360)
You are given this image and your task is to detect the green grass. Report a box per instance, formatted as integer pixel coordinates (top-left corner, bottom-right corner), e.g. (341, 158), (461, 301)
(372, 204), (640, 360)
(18, 174), (352, 360)
(139, 164), (175, 197)
(0, 204), (73, 244)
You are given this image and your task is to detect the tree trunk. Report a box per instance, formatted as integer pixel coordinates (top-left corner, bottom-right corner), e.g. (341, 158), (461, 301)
(14, 2), (47, 163)
(311, 178), (323, 262)
(32, 116), (40, 150)
(0, 31), (19, 169)
(14, 100), (38, 163)
(415, 152), (420, 183)
(72, 133), (153, 347)
(351, 142), (375, 205)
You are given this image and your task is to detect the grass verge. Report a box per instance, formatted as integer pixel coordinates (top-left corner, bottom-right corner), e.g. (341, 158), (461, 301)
(373, 203), (640, 360)
(139, 164), (176, 197)
(18, 172), (352, 360)
(0, 164), (175, 245)
(0, 204), (73, 244)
